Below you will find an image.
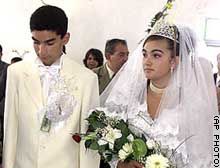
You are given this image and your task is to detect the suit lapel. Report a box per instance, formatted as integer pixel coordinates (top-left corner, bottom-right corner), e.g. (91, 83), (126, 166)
(100, 65), (110, 82)
(98, 65), (111, 94)
(60, 56), (75, 81)
(23, 56), (78, 111)
(24, 62), (44, 109)
(60, 56), (80, 98)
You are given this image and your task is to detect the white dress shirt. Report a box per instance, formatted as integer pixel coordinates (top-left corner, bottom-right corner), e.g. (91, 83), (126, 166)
(35, 56), (63, 98)
(35, 55), (64, 135)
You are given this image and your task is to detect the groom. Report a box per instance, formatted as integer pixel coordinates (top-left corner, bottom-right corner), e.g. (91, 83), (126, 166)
(3, 5), (100, 168)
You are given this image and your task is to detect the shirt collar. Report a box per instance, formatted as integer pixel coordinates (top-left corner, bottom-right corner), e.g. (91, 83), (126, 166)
(35, 53), (64, 69)
(105, 63), (115, 79)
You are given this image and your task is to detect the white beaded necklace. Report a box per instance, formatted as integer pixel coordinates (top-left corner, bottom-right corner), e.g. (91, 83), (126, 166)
(149, 81), (165, 94)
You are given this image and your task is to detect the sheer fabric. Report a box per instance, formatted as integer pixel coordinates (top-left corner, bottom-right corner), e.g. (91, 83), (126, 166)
(100, 25), (217, 167)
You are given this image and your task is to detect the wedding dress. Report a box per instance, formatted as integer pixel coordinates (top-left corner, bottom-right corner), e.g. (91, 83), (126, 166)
(100, 20), (217, 168)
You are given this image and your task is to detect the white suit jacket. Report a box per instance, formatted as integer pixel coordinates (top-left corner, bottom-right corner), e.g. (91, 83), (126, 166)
(3, 55), (100, 168)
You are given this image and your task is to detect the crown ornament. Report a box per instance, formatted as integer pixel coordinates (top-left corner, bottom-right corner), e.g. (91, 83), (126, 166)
(139, 0), (176, 44)
(148, 19), (179, 42)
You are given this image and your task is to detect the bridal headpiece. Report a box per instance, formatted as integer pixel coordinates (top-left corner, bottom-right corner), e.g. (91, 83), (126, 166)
(147, 19), (179, 42)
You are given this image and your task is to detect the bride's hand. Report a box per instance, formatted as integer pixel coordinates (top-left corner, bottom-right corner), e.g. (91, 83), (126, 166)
(117, 160), (144, 168)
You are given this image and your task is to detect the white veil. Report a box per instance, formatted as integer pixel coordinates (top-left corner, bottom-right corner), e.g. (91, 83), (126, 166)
(100, 24), (218, 167)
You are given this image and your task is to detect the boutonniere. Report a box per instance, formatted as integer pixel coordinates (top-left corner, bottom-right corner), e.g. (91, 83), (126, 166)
(41, 76), (77, 132)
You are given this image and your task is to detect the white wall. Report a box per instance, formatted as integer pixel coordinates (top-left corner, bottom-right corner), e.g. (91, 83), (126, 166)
(0, 0), (220, 71)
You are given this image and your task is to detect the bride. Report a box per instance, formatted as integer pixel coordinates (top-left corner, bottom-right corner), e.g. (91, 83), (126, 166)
(100, 19), (217, 168)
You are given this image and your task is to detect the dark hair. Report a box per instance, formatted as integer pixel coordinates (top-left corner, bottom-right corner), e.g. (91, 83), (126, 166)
(0, 44), (2, 54)
(105, 39), (127, 57)
(11, 57), (22, 63)
(83, 48), (104, 67)
(30, 5), (68, 53)
(144, 35), (179, 57)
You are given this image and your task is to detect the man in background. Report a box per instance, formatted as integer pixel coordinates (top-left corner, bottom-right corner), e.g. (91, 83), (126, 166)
(0, 45), (8, 103)
(93, 39), (129, 95)
(0, 44), (8, 164)
(93, 39), (129, 168)
(214, 53), (220, 85)
(10, 57), (22, 64)
(214, 53), (220, 114)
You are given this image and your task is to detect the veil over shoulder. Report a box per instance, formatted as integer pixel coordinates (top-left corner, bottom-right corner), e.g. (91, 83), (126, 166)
(100, 23), (218, 167)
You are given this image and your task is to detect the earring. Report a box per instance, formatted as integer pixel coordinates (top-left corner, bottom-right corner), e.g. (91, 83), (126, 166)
(171, 67), (174, 74)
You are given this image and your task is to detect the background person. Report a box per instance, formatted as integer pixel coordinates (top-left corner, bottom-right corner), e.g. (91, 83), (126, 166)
(93, 39), (129, 95)
(10, 57), (22, 64)
(83, 48), (104, 70)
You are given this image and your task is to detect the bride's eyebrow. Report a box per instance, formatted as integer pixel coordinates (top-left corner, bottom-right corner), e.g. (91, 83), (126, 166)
(143, 48), (164, 54)
(151, 49), (164, 53)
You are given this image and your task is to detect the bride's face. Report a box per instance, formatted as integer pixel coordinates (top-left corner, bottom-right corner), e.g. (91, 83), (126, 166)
(142, 39), (177, 86)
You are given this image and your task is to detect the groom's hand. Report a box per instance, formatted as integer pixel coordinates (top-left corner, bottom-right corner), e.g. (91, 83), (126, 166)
(117, 160), (144, 168)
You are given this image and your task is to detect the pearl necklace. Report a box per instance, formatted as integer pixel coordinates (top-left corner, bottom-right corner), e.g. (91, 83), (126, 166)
(149, 81), (165, 94)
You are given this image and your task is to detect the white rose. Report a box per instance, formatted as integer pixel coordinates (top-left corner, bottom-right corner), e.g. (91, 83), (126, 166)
(146, 139), (156, 149)
(118, 143), (133, 161)
(127, 134), (134, 142)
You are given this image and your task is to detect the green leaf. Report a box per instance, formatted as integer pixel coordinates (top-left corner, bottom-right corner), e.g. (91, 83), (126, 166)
(115, 120), (130, 137)
(101, 151), (113, 162)
(85, 139), (92, 149)
(105, 153), (113, 162)
(86, 111), (107, 130)
(82, 132), (97, 140)
(98, 144), (107, 153)
(114, 136), (129, 151)
(93, 121), (106, 129)
(89, 141), (99, 150)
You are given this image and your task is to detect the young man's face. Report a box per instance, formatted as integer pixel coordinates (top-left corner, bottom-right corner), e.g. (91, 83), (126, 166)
(32, 30), (69, 66)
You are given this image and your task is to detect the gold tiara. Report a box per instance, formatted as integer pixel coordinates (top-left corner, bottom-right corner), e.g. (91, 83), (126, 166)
(148, 19), (179, 42)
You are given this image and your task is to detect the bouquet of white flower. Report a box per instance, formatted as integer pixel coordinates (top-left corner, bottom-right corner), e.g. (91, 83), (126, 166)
(72, 109), (177, 168)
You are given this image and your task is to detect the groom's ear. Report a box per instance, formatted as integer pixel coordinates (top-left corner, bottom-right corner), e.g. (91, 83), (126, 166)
(62, 32), (70, 45)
